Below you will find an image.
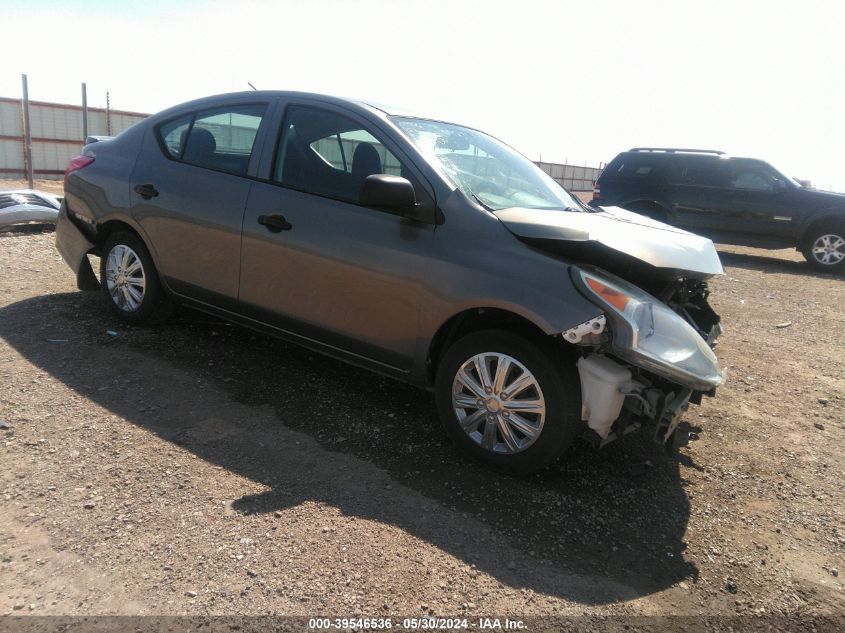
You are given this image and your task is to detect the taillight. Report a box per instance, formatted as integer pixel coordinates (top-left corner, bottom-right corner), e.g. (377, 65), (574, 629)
(592, 183), (601, 200)
(64, 155), (95, 188)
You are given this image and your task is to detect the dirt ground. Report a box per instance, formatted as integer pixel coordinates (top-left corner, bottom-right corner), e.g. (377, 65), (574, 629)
(0, 194), (843, 630)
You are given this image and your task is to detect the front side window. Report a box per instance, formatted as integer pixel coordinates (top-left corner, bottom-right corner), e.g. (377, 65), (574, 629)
(156, 104), (266, 176)
(392, 117), (579, 211)
(309, 129), (403, 176)
(274, 106), (417, 205)
(729, 161), (780, 191)
(731, 170), (773, 191)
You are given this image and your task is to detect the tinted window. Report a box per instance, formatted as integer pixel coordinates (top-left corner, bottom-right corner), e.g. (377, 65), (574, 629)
(729, 161), (777, 191)
(275, 106), (418, 205)
(610, 157), (658, 178)
(667, 158), (725, 187)
(157, 104), (266, 176)
(159, 115), (192, 158)
(310, 129), (403, 176)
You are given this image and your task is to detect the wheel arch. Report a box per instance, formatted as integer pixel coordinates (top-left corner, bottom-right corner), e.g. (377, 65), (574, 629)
(425, 306), (564, 388)
(798, 211), (845, 244)
(93, 216), (171, 295)
(94, 216), (144, 250)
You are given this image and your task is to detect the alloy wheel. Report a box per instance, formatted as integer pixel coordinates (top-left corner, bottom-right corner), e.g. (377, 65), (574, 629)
(811, 233), (845, 266)
(105, 244), (146, 312)
(451, 352), (546, 454)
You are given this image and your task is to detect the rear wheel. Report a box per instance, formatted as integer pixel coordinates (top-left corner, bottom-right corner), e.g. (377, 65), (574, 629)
(100, 231), (171, 323)
(435, 330), (583, 475)
(801, 222), (845, 272)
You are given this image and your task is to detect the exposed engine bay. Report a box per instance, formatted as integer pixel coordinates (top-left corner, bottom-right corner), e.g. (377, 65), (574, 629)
(565, 275), (723, 448)
(494, 203), (726, 448)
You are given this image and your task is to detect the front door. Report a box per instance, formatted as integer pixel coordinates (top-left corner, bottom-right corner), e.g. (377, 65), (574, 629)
(239, 104), (436, 373)
(718, 159), (803, 240)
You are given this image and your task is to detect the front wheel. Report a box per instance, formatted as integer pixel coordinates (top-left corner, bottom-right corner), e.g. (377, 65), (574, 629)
(802, 222), (845, 272)
(100, 231), (171, 324)
(435, 330), (583, 475)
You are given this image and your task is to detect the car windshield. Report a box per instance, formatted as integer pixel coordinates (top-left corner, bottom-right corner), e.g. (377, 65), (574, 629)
(392, 117), (580, 212)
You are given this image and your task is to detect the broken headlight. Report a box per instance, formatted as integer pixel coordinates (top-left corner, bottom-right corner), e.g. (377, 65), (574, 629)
(573, 267), (725, 391)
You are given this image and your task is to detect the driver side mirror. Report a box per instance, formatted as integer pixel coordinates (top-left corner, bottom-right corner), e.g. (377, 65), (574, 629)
(360, 174), (417, 215)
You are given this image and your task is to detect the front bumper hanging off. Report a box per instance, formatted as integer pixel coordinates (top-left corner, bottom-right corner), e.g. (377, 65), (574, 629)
(578, 351), (703, 447)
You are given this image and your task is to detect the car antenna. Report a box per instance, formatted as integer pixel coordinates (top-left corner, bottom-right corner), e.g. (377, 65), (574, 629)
(247, 82), (257, 91)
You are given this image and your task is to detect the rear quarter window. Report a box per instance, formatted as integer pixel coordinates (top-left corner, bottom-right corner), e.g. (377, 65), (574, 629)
(603, 156), (661, 180)
(159, 115), (192, 158)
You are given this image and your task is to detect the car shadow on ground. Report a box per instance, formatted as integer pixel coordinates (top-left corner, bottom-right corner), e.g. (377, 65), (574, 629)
(717, 248), (841, 279)
(0, 291), (701, 605)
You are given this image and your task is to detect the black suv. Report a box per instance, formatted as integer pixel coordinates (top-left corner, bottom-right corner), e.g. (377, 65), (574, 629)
(592, 148), (845, 272)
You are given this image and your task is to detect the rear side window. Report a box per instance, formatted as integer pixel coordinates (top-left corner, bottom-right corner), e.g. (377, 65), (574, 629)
(667, 158), (725, 187)
(605, 156), (659, 179)
(156, 104), (266, 176)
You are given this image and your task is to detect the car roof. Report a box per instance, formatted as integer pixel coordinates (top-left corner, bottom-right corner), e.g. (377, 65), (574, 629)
(616, 149), (770, 164)
(153, 90), (459, 125)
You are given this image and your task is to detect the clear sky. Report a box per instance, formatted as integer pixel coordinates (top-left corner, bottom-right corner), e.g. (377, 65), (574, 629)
(3, 0), (844, 191)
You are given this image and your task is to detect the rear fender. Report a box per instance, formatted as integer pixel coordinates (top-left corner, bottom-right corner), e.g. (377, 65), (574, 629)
(55, 203), (99, 291)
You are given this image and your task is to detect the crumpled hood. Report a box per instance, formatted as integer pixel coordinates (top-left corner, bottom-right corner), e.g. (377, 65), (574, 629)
(496, 205), (724, 278)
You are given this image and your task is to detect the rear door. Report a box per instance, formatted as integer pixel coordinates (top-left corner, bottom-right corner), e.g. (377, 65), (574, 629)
(239, 102), (437, 373)
(663, 156), (731, 234)
(130, 101), (271, 310)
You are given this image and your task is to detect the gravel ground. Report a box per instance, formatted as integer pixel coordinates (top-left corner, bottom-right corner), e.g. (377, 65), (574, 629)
(0, 225), (843, 630)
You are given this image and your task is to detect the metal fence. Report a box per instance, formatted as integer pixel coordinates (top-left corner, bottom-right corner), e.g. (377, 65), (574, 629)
(0, 96), (602, 190)
(534, 161), (602, 192)
(0, 96), (146, 180)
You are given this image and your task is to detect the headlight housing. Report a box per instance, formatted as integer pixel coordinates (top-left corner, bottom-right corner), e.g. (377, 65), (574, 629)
(573, 267), (725, 391)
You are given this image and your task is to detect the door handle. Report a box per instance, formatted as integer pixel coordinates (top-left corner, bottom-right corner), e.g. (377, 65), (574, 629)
(258, 214), (292, 233)
(134, 183), (159, 199)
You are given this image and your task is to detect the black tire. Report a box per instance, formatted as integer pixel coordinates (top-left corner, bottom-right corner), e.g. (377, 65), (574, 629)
(435, 330), (583, 475)
(801, 221), (845, 273)
(99, 231), (172, 324)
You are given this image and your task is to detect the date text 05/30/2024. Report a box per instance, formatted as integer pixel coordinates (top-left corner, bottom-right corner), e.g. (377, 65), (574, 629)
(308, 617), (527, 630)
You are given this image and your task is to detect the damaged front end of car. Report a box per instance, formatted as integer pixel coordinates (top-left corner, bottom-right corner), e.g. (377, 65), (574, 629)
(495, 204), (726, 448)
(564, 267), (725, 448)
